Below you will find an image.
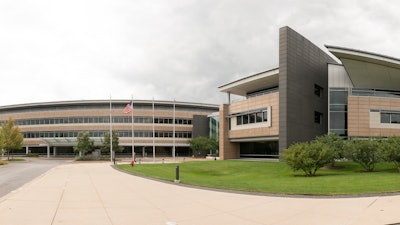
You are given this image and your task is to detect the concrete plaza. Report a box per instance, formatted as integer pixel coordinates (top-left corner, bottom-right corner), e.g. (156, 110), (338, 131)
(0, 162), (399, 225)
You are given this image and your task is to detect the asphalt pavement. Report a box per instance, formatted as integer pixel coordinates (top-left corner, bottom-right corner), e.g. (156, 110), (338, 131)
(0, 157), (66, 197)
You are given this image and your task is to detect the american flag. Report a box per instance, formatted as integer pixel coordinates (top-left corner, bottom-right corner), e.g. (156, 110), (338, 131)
(123, 100), (133, 114)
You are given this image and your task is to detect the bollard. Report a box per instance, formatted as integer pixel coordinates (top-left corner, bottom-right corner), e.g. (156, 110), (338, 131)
(174, 165), (180, 183)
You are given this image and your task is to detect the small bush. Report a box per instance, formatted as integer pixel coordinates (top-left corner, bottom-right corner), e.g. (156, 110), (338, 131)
(346, 139), (380, 172)
(283, 140), (335, 176)
(379, 136), (400, 172)
(75, 155), (110, 161)
(75, 156), (96, 161)
(26, 153), (39, 157)
(315, 133), (346, 166)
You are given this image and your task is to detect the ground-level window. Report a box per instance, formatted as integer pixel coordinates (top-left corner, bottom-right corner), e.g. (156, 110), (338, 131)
(240, 141), (279, 158)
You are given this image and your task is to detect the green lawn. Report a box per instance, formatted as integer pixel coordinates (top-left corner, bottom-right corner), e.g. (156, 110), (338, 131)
(116, 160), (400, 195)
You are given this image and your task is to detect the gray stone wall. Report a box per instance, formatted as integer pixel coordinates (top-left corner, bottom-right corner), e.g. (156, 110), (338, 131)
(278, 26), (336, 154)
(192, 115), (209, 138)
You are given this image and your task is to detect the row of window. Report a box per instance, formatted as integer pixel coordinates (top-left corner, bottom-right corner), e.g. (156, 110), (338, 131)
(22, 130), (192, 139)
(236, 111), (268, 125)
(10, 116), (192, 126)
(352, 88), (400, 99)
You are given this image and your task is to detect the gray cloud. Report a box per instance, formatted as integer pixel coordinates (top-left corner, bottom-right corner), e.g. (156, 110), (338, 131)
(1, 0), (400, 106)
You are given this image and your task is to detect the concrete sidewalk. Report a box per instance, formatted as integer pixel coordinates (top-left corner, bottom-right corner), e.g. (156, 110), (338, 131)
(0, 162), (399, 225)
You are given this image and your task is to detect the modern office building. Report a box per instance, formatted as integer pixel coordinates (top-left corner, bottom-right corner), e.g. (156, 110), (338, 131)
(0, 99), (218, 158)
(218, 26), (400, 160)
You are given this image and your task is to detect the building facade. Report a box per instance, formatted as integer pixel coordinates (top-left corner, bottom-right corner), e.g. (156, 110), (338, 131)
(0, 100), (218, 158)
(218, 26), (400, 160)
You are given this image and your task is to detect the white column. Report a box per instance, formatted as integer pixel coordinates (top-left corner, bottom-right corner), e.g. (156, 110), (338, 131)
(53, 146), (57, 157)
(25, 146), (29, 155)
(47, 145), (50, 158)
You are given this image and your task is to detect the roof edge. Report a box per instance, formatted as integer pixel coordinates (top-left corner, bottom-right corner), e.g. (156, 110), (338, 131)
(218, 67), (279, 90)
(325, 45), (400, 64)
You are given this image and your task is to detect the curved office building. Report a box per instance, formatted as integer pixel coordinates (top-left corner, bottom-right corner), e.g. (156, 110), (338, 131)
(0, 100), (218, 158)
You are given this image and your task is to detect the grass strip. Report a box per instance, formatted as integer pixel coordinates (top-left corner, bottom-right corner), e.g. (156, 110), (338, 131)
(117, 160), (400, 195)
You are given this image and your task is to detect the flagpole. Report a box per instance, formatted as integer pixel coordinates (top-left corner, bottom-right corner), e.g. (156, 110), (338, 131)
(152, 97), (155, 162)
(109, 95), (113, 163)
(173, 99), (176, 162)
(131, 95), (135, 161)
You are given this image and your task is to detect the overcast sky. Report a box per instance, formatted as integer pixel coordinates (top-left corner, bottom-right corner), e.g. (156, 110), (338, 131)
(1, 0), (400, 106)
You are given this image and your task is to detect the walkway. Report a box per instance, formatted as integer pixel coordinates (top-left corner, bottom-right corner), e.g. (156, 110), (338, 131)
(0, 162), (399, 225)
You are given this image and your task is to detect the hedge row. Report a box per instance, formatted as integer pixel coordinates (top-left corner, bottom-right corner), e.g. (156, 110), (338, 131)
(283, 134), (400, 176)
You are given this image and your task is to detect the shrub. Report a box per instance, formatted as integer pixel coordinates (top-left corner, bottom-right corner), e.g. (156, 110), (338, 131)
(346, 139), (380, 172)
(283, 140), (335, 176)
(379, 136), (400, 172)
(315, 133), (346, 166)
(75, 155), (96, 161)
(26, 153), (39, 157)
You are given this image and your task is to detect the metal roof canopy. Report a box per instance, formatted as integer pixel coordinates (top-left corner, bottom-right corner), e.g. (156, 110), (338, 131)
(326, 45), (400, 91)
(42, 137), (104, 146)
(218, 68), (279, 96)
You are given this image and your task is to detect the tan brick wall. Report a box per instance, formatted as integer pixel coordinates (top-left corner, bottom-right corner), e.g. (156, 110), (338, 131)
(348, 96), (400, 137)
(218, 93), (279, 160)
(219, 104), (240, 159)
(229, 92), (279, 138)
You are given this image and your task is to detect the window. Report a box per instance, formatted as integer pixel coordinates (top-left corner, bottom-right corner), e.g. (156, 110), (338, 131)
(243, 115), (249, 124)
(330, 112), (347, 129)
(381, 113), (390, 123)
(314, 111), (323, 124)
(249, 114), (255, 123)
(263, 111), (268, 122)
(381, 111), (400, 124)
(330, 90), (348, 104)
(237, 116), (242, 125)
(256, 112), (263, 122)
(234, 108), (269, 126)
(314, 84), (323, 97)
(392, 114), (400, 123)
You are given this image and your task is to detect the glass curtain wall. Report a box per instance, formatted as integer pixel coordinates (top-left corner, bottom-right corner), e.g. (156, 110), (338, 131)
(329, 88), (349, 137)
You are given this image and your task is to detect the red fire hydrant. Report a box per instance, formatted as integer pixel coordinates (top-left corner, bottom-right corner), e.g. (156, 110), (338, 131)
(131, 160), (135, 167)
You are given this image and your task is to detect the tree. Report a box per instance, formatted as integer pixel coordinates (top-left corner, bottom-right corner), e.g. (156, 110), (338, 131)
(0, 117), (24, 160)
(346, 139), (380, 172)
(379, 136), (400, 172)
(101, 131), (123, 155)
(73, 132), (94, 156)
(188, 136), (219, 157)
(283, 140), (335, 176)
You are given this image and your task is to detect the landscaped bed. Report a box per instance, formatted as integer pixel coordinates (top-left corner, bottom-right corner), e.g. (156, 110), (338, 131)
(117, 160), (400, 196)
